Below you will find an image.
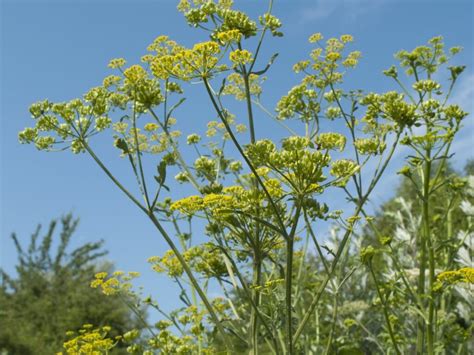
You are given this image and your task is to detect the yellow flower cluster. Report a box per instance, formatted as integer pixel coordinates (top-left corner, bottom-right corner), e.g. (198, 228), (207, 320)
(229, 49), (253, 66)
(61, 325), (118, 355)
(330, 159), (359, 187)
(205, 114), (247, 140)
(150, 38), (226, 81)
(316, 132), (346, 151)
(354, 137), (385, 155)
(148, 243), (227, 278)
(90, 271), (140, 296)
(250, 278), (284, 295)
(222, 73), (264, 100)
(170, 195), (204, 215)
(277, 33), (361, 122)
(437, 267), (474, 285)
(216, 29), (242, 44)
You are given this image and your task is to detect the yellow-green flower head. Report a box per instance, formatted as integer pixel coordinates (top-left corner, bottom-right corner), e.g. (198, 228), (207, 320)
(276, 83), (320, 121)
(245, 139), (276, 166)
(102, 75), (121, 88)
(282, 136), (311, 151)
(354, 138), (384, 155)
(229, 49), (253, 66)
(63, 325), (116, 354)
(340, 34), (354, 43)
(443, 104), (468, 123)
(144, 122), (159, 132)
(175, 171), (190, 183)
(170, 195), (204, 215)
(149, 250), (183, 277)
(216, 29), (242, 44)
(35, 136), (56, 151)
(325, 106), (342, 119)
(326, 51), (342, 62)
(166, 81), (184, 94)
(229, 160), (243, 172)
(342, 51), (361, 68)
(293, 60), (310, 73)
(186, 133), (201, 145)
(412, 79), (441, 92)
(218, 8), (257, 38)
(70, 139), (86, 154)
(222, 73), (264, 100)
(151, 40), (224, 80)
(315, 132), (346, 151)
(113, 122), (128, 134)
(360, 245), (377, 265)
(94, 116), (112, 132)
(309, 32), (323, 43)
(330, 159), (359, 186)
(325, 38), (344, 53)
(194, 156), (217, 181)
(380, 91), (417, 126)
(29, 99), (52, 118)
(108, 58), (126, 69)
(259, 13), (283, 37)
(437, 267), (474, 285)
(18, 127), (38, 144)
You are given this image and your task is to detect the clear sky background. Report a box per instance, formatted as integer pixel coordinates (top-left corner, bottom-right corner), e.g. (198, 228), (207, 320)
(1, 0), (473, 315)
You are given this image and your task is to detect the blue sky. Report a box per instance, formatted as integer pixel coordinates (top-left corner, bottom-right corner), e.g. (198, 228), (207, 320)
(1, 0), (473, 315)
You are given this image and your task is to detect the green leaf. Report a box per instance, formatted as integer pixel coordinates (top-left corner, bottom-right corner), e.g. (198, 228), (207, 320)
(154, 161), (170, 191)
(114, 138), (130, 154)
(253, 53), (279, 75)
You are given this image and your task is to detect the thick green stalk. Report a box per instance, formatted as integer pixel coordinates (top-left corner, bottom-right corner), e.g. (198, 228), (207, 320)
(324, 294), (338, 355)
(285, 236), (294, 354)
(242, 68), (256, 144)
(251, 257), (262, 355)
(423, 155), (435, 355)
(285, 204), (302, 354)
(241, 61), (261, 354)
(369, 262), (401, 355)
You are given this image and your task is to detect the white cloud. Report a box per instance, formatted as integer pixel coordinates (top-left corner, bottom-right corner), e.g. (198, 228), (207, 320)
(300, 0), (391, 23)
(300, 0), (338, 22)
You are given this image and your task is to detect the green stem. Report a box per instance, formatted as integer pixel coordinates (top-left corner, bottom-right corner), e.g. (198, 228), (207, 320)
(251, 257), (262, 355)
(217, 244), (279, 352)
(242, 66), (256, 144)
(324, 293), (338, 355)
(294, 131), (401, 343)
(369, 261), (401, 355)
(203, 78), (288, 238)
(81, 140), (233, 352)
(285, 203), (302, 354)
(147, 212), (233, 352)
(131, 104), (151, 209)
(424, 155), (435, 355)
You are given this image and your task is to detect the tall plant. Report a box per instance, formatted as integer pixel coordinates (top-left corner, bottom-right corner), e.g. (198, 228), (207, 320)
(19, 1), (470, 353)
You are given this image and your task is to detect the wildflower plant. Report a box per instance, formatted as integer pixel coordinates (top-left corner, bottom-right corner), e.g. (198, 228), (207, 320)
(19, 1), (471, 353)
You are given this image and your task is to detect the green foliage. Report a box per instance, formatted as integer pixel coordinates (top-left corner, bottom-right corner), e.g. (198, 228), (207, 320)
(0, 215), (142, 355)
